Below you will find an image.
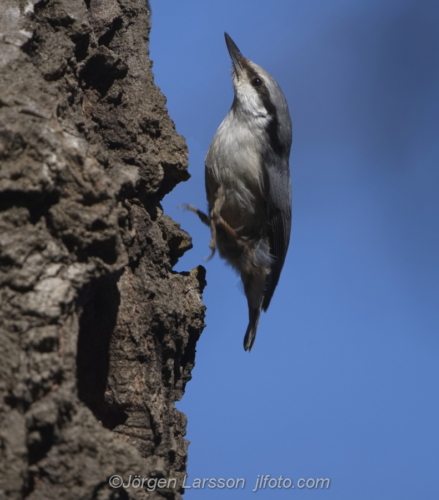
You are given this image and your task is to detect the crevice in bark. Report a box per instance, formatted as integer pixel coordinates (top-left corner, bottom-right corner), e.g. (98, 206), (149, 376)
(72, 32), (90, 62)
(80, 51), (128, 97)
(98, 17), (123, 47)
(0, 190), (60, 225)
(77, 273), (128, 430)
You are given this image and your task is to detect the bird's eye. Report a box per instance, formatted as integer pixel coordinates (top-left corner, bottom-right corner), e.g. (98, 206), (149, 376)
(251, 77), (262, 87)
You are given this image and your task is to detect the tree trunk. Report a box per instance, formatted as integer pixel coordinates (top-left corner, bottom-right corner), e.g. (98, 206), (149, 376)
(0, 1), (205, 499)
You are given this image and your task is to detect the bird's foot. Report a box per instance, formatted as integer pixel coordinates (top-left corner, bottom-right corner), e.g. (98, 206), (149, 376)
(179, 203), (210, 226)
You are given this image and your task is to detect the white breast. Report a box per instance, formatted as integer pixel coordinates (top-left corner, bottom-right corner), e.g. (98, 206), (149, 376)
(205, 111), (267, 231)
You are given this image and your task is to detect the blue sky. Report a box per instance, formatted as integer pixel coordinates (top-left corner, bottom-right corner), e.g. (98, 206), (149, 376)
(149, 0), (439, 498)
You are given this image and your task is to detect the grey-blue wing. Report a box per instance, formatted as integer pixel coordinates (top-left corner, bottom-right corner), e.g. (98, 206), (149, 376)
(262, 166), (291, 311)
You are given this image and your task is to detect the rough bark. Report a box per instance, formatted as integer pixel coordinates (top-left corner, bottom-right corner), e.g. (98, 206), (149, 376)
(0, 1), (206, 499)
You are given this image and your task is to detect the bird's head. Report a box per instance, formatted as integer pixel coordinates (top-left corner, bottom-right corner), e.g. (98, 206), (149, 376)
(224, 32), (292, 156)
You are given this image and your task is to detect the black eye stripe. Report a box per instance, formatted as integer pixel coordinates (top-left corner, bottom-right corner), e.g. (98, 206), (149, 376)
(244, 65), (263, 86)
(241, 62), (284, 155)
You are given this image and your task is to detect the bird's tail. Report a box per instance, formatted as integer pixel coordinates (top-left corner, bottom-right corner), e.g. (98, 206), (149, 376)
(243, 307), (261, 351)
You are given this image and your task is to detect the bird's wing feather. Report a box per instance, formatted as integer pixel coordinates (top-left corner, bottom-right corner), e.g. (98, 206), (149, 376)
(262, 162), (291, 311)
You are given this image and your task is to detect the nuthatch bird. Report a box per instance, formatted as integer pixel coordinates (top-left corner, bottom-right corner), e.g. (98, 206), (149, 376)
(184, 33), (292, 350)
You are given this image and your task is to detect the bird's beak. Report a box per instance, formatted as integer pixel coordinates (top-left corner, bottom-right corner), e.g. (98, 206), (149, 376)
(224, 33), (244, 77)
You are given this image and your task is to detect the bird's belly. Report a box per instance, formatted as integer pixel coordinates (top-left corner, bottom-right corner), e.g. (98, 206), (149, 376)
(220, 184), (261, 233)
